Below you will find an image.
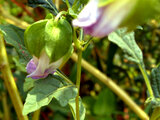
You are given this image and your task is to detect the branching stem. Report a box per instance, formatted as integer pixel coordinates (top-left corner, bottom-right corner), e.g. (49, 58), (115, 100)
(74, 28), (83, 120)
(32, 109), (41, 120)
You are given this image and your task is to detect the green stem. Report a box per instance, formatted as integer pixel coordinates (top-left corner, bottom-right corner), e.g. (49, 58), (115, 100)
(75, 50), (82, 120)
(2, 92), (10, 120)
(55, 11), (67, 21)
(72, 0), (82, 13)
(0, 32), (28, 120)
(66, 0), (71, 8)
(72, 0), (79, 6)
(82, 37), (93, 51)
(79, 28), (83, 41)
(56, 70), (74, 85)
(138, 64), (154, 98)
(32, 109), (41, 120)
(73, 28), (82, 50)
(73, 28), (83, 120)
(71, 53), (149, 120)
(55, 0), (59, 10)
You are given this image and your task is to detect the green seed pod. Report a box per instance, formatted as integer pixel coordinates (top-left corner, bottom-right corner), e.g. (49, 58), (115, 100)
(24, 20), (48, 57)
(45, 18), (72, 62)
(24, 16), (73, 63)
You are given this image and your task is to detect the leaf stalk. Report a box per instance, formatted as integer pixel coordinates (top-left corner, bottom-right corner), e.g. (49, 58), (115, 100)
(138, 64), (154, 98)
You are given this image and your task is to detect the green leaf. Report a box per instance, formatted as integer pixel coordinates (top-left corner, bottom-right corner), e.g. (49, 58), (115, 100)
(108, 28), (143, 64)
(49, 100), (70, 114)
(68, 97), (86, 120)
(145, 64), (160, 108)
(79, 0), (89, 4)
(24, 19), (48, 58)
(93, 88), (116, 116)
(28, 0), (58, 15)
(0, 24), (31, 64)
(12, 57), (26, 72)
(23, 78), (35, 92)
(62, 0), (74, 6)
(45, 18), (72, 62)
(151, 65), (160, 98)
(23, 75), (77, 115)
(63, 0), (88, 6)
(68, 8), (78, 18)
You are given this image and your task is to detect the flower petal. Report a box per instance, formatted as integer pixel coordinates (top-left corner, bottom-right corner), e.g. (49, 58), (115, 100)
(47, 56), (63, 73)
(89, 0), (132, 37)
(73, 0), (133, 38)
(27, 51), (50, 79)
(72, 0), (100, 27)
(26, 59), (37, 74)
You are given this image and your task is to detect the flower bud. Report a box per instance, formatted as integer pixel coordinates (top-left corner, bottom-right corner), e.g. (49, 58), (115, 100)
(73, 0), (160, 38)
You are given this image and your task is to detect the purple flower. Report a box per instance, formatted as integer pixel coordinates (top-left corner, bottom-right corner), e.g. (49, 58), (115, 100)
(26, 51), (63, 79)
(72, 0), (132, 37)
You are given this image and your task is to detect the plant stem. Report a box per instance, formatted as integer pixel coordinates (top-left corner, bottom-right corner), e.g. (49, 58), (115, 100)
(55, 11), (67, 21)
(75, 50), (82, 120)
(0, 7), (29, 29)
(2, 92), (10, 120)
(138, 64), (154, 98)
(0, 32), (28, 120)
(56, 70), (74, 84)
(73, 28), (82, 50)
(32, 109), (41, 120)
(72, 0), (79, 6)
(66, 0), (70, 8)
(82, 37), (93, 51)
(71, 53), (149, 120)
(55, 0), (59, 10)
(74, 28), (83, 120)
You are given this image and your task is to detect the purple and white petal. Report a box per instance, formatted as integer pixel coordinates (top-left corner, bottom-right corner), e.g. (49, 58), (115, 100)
(26, 59), (37, 74)
(73, 0), (133, 38)
(89, 0), (132, 37)
(72, 0), (100, 27)
(27, 51), (50, 79)
(47, 56), (63, 73)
